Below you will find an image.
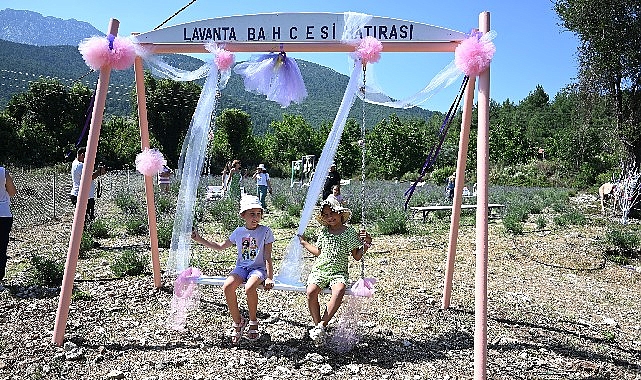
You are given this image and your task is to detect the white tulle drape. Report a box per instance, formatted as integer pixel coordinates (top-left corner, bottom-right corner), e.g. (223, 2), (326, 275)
(165, 63), (220, 274)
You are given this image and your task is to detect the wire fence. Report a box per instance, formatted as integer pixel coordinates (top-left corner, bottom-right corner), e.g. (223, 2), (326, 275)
(8, 167), (146, 229)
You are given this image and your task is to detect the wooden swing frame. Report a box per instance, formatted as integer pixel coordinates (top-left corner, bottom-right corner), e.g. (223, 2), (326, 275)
(52, 11), (492, 380)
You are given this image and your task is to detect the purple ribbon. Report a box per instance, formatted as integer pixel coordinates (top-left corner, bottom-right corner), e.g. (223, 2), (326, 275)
(107, 34), (115, 50)
(404, 76), (469, 209)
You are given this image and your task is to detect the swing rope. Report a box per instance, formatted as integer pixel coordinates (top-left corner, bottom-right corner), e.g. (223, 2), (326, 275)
(359, 63), (367, 280)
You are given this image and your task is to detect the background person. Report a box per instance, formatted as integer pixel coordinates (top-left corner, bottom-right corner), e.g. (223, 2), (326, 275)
(0, 166), (17, 282)
(252, 164), (272, 211)
(70, 147), (106, 220)
(326, 184), (346, 206)
(158, 160), (173, 194)
(322, 163), (341, 201)
(226, 159), (243, 201)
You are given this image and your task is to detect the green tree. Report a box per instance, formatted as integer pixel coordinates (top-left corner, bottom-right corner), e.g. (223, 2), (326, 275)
(555, 0), (641, 164)
(366, 114), (430, 179)
(261, 114), (321, 172)
(208, 108), (259, 172)
(98, 115), (160, 169)
(143, 72), (201, 165)
(4, 78), (92, 165)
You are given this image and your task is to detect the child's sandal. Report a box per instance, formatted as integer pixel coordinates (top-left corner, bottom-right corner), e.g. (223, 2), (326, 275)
(230, 318), (247, 345)
(246, 320), (260, 341)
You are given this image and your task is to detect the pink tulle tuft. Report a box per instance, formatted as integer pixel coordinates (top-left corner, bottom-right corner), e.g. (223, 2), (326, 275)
(355, 36), (383, 65)
(350, 277), (377, 297)
(215, 48), (235, 71)
(135, 148), (165, 176)
(78, 35), (136, 71)
(455, 33), (496, 77)
(109, 36), (137, 70)
(166, 267), (202, 331)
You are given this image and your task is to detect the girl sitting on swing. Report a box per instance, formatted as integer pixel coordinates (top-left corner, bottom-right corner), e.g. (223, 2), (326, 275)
(297, 197), (372, 346)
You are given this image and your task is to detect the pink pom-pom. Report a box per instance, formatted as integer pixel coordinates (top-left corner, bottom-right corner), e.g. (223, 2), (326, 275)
(355, 36), (383, 65)
(109, 36), (137, 70)
(78, 35), (136, 71)
(351, 277), (377, 297)
(135, 148), (165, 176)
(455, 33), (496, 77)
(215, 48), (235, 71)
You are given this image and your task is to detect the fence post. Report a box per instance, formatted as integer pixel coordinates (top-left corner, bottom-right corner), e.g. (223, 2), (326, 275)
(52, 170), (57, 220)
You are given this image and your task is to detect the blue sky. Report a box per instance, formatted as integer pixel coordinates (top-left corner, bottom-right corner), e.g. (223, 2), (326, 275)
(4, 0), (579, 112)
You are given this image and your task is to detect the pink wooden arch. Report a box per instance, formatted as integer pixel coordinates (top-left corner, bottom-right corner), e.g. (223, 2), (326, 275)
(53, 12), (492, 379)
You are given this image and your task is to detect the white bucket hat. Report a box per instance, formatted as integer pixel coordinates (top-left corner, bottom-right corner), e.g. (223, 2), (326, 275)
(239, 195), (264, 215)
(256, 163), (266, 170)
(316, 197), (352, 226)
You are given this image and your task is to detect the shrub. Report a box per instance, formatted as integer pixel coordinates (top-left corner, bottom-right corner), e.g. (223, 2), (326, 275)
(115, 191), (142, 214)
(535, 216), (547, 230)
(71, 288), (92, 301)
(87, 218), (110, 239)
(272, 215), (298, 229)
(111, 250), (147, 277)
(286, 203), (301, 217)
(125, 217), (148, 236)
(431, 167), (456, 186)
(208, 197), (237, 222)
(157, 221), (173, 249)
(79, 231), (95, 257)
(376, 209), (409, 235)
(271, 193), (289, 211)
(502, 214), (523, 235)
(156, 195), (174, 214)
(606, 228), (640, 254)
(553, 211), (586, 226)
(30, 254), (64, 286)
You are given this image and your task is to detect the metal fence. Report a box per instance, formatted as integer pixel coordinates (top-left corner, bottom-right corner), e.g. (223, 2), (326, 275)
(8, 168), (146, 229)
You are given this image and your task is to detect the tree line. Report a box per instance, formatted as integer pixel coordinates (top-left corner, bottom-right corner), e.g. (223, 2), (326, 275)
(2, 0), (640, 190)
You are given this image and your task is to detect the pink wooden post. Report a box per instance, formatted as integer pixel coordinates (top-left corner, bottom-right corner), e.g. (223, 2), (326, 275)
(52, 19), (120, 346)
(133, 55), (162, 288)
(474, 11), (491, 380)
(442, 75), (476, 309)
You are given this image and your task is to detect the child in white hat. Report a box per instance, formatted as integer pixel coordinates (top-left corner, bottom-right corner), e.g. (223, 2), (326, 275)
(191, 195), (274, 344)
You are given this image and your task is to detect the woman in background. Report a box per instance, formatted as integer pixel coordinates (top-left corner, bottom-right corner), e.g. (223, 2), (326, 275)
(0, 166), (17, 282)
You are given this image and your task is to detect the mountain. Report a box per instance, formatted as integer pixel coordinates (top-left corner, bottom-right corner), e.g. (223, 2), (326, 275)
(0, 8), (434, 133)
(0, 8), (103, 46)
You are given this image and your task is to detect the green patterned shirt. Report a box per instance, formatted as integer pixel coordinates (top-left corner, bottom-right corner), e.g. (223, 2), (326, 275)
(310, 225), (361, 277)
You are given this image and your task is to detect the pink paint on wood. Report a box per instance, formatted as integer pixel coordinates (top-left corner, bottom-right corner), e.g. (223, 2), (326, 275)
(474, 11), (491, 380)
(442, 75), (476, 309)
(52, 19), (120, 347)
(134, 55), (162, 288)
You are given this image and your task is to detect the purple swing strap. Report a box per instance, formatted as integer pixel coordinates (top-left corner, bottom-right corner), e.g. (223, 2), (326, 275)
(404, 76), (470, 210)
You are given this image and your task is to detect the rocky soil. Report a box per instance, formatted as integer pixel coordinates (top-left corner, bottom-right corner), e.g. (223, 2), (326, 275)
(1, 198), (641, 380)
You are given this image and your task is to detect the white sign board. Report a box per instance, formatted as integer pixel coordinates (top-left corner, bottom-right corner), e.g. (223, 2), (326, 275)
(135, 13), (467, 44)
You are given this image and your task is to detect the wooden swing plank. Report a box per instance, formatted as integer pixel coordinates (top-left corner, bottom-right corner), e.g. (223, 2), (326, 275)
(194, 275), (354, 295)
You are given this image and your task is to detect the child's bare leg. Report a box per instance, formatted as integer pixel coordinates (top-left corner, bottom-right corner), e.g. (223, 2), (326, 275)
(322, 282), (346, 326)
(222, 274), (244, 323)
(244, 276), (263, 322)
(306, 284), (323, 325)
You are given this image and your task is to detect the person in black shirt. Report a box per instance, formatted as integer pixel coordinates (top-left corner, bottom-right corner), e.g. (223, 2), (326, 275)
(322, 164), (341, 201)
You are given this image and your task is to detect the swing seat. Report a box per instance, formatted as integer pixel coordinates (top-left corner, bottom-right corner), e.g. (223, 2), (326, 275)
(194, 275), (354, 295)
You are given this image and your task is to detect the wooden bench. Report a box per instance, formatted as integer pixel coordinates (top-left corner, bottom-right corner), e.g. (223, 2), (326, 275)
(410, 203), (505, 222)
(194, 275), (354, 295)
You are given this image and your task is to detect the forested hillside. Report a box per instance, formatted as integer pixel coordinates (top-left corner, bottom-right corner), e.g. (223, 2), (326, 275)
(0, 39), (432, 134)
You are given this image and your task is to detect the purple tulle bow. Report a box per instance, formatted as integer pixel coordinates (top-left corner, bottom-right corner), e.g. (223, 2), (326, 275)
(233, 52), (308, 107)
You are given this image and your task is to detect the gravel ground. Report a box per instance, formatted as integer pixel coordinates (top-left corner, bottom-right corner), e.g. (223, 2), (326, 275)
(1, 199), (640, 380)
